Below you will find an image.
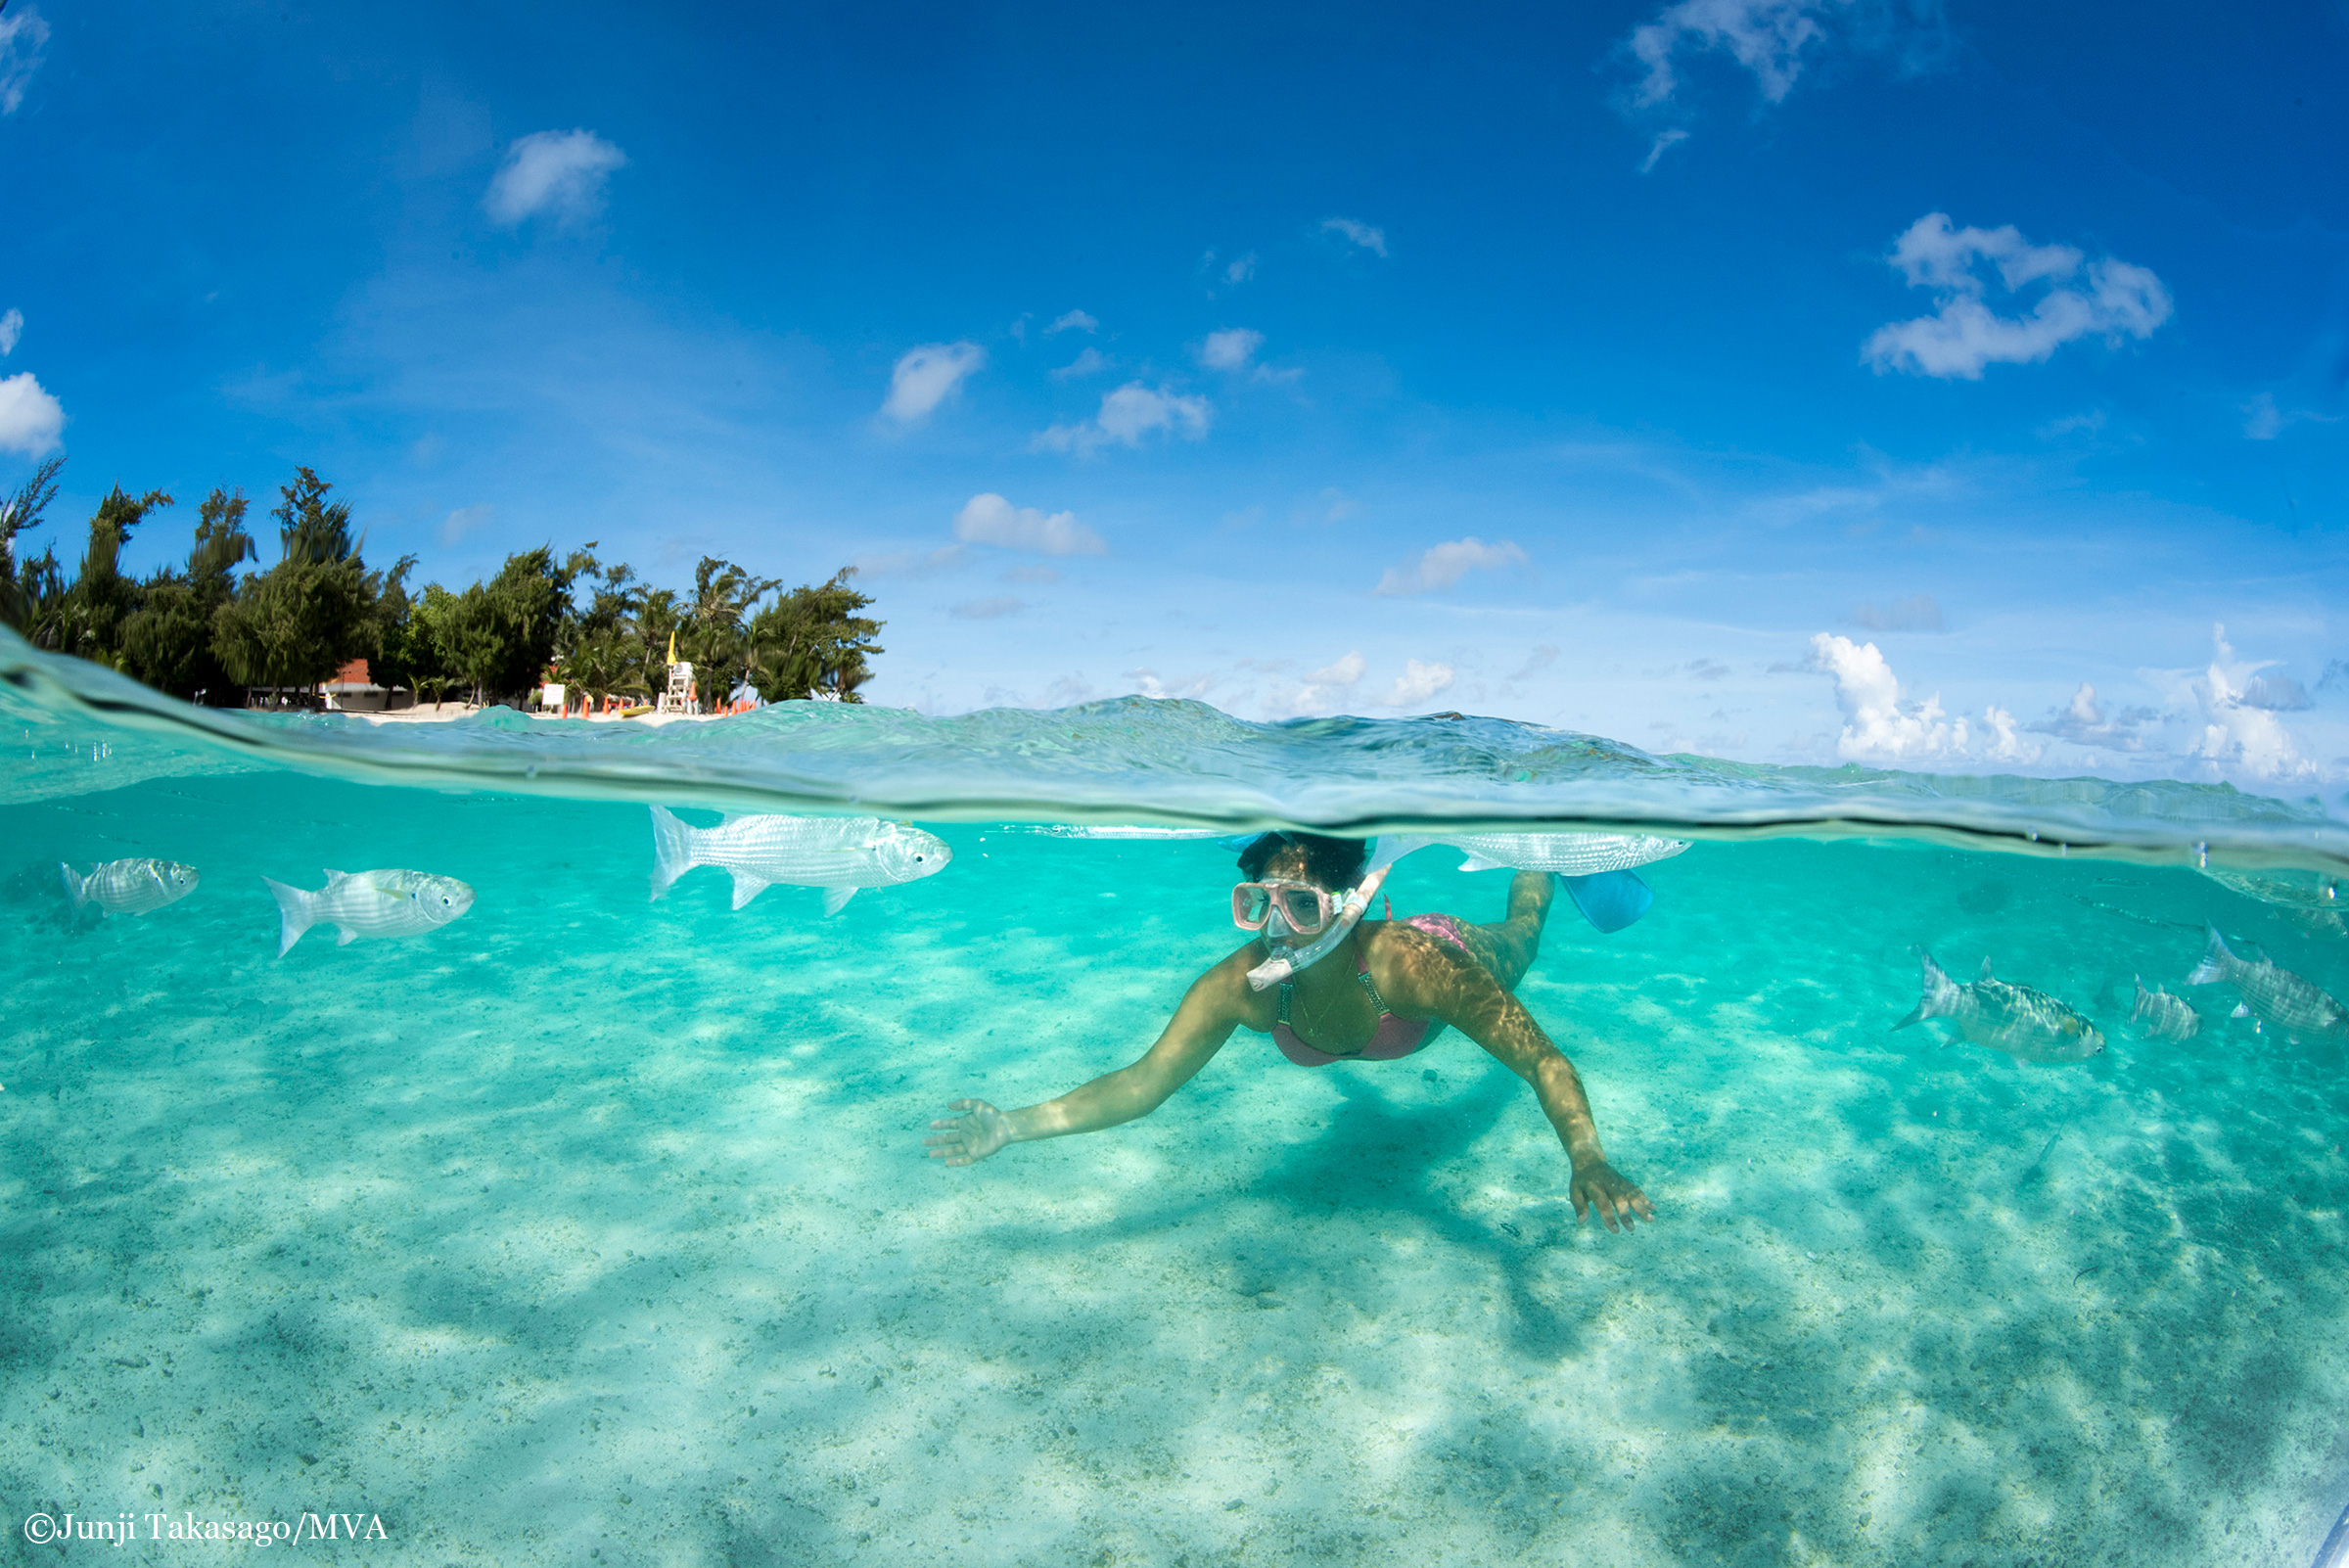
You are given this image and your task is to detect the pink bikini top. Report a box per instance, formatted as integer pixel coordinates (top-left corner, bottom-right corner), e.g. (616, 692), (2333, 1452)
(1270, 951), (1436, 1065)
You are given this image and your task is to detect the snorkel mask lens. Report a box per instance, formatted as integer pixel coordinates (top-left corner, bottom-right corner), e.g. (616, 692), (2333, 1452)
(1232, 881), (1335, 935)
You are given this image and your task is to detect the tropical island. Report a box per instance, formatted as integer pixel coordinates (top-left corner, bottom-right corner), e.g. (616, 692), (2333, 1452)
(0, 457), (883, 715)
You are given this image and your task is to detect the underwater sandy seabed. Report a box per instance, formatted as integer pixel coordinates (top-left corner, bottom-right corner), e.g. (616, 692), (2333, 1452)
(6, 773), (2349, 1567)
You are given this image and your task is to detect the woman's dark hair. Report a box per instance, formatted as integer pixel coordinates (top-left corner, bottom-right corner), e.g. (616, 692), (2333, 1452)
(1237, 832), (1369, 889)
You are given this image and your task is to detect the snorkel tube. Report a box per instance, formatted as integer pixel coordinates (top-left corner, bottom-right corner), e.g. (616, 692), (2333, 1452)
(1245, 837), (1426, 992)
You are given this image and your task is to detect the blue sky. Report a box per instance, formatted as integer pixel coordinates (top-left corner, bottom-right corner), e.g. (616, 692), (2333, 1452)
(3, 0), (2345, 787)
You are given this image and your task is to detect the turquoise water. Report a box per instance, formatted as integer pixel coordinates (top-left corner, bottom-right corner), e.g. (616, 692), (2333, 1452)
(7, 629), (2349, 1566)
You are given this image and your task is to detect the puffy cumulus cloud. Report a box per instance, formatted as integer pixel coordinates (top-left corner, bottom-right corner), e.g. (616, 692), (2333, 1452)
(881, 342), (986, 424)
(2241, 671), (2312, 712)
(2028, 682), (2158, 752)
(1320, 216), (1388, 257)
(0, 371), (66, 456)
(1308, 650), (1366, 687)
(1851, 592), (1945, 632)
(0, 307), (21, 356)
(2159, 625), (2317, 781)
(1864, 213), (2172, 380)
(1050, 347), (1108, 381)
(1372, 536), (1529, 596)
(1034, 383), (1211, 455)
(1199, 328), (1264, 370)
(484, 129), (627, 226)
(1260, 650), (1366, 719)
(952, 493), (1105, 556)
(1378, 659), (1456, 709)
(0, 5), (51, 115)
(1128, 669), (1217, 701)
(1045, 310), (1097, 336)
(1807, 632), (2042, 765)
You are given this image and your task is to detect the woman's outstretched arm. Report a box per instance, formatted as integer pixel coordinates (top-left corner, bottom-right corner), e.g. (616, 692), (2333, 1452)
(924, 958), (1246, 1166)
(1387, 934), (1656, 1231)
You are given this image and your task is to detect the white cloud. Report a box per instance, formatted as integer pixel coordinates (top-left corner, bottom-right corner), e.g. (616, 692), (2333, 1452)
(952, 492), (1106, 556)
(484, 129), (627, 226)
(1509, 645), (1559, 681)
(2028, 682), (2156, 752)
(1004, 564), (1060, 585)
(1225, 253), (1258, 285)
(1128, 669), (1217, 701)
(0, 308), (21, 356)
(1200, 328), (1264, 370)
(2241, 392), (2336, 441)
(0, 5), (51, 115)
(1045, 310), (1097, 337)
(1372, 536), (1529, 596)
(1624, 0), (1946, 112)
(852, 542), (969, 577)
(438, 504), (494, 548)
(1308, 650), (1366, 686)
(2162, 624), (2316, 781)
(949, 596), (1025, 620)
(1808, 632), (2042, 764)
(1864, 213), (2172, 380)
(881, 342), (987, 424)
(1379, 659), (1456, 709)
(1320, 217), (1388, 257)
(1851, 593), (1945, 632)
(2240, 671), (2312, 712)
(1050, 346), (1108, 380)
(1638, 128), (1690, 173)
(0, 371), (66, 456)
(1034, 383), (1212, 455)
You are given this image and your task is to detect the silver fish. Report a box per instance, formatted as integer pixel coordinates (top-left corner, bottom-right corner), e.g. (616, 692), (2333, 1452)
(2198, 866), (2345, 938)
(1895, 952), (2105, 1064)
(648, 807), (950, 915)
(1412, 832), (1691, 876)
(2186, 926), (2349, 1044)
(59, 858), (199, 917)
(2130, 975), (2201, 1041)
(262, 869), (476, 955)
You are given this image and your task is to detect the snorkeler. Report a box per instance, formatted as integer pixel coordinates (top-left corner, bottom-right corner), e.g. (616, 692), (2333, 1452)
(924, 832), (1656, 1232)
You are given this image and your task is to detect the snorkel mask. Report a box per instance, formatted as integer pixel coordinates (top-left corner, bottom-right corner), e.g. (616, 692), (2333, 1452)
(1242, 837), (1420, 992)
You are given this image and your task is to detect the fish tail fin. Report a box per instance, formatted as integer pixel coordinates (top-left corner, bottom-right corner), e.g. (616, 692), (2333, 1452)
(58, 863), (87, 917)
(261, 876), (313, 956)
(1896, 950), (1959, 1031)
(2187, 924), (2233, 987)
(648, 806), (698, 900)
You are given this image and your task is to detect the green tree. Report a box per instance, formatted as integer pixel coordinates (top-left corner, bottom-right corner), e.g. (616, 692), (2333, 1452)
(747, 569), (884, 702)
(46, 485), (175, 669)
(0, 455), (64, 633)
(210, 469), (382, 707)
(121, 486), (255, 701)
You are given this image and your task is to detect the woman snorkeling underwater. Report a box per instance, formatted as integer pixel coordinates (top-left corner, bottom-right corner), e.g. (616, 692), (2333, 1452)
(923, 831), (1656, 1232)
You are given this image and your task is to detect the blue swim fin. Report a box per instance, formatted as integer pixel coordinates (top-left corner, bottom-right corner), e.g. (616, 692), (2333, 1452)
(1561, 869), (1652, 934)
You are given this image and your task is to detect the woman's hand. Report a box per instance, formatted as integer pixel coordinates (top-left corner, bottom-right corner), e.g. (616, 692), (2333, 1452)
(1570, 1159), (1655, 1233)
(925, 1099), (1017, 1166)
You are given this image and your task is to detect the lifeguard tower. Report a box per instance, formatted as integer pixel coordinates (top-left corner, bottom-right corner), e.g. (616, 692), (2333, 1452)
(658, 631), (696, 715)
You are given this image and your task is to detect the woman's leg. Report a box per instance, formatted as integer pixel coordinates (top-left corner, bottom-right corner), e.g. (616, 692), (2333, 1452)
(1451, 871), (1554, 993)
